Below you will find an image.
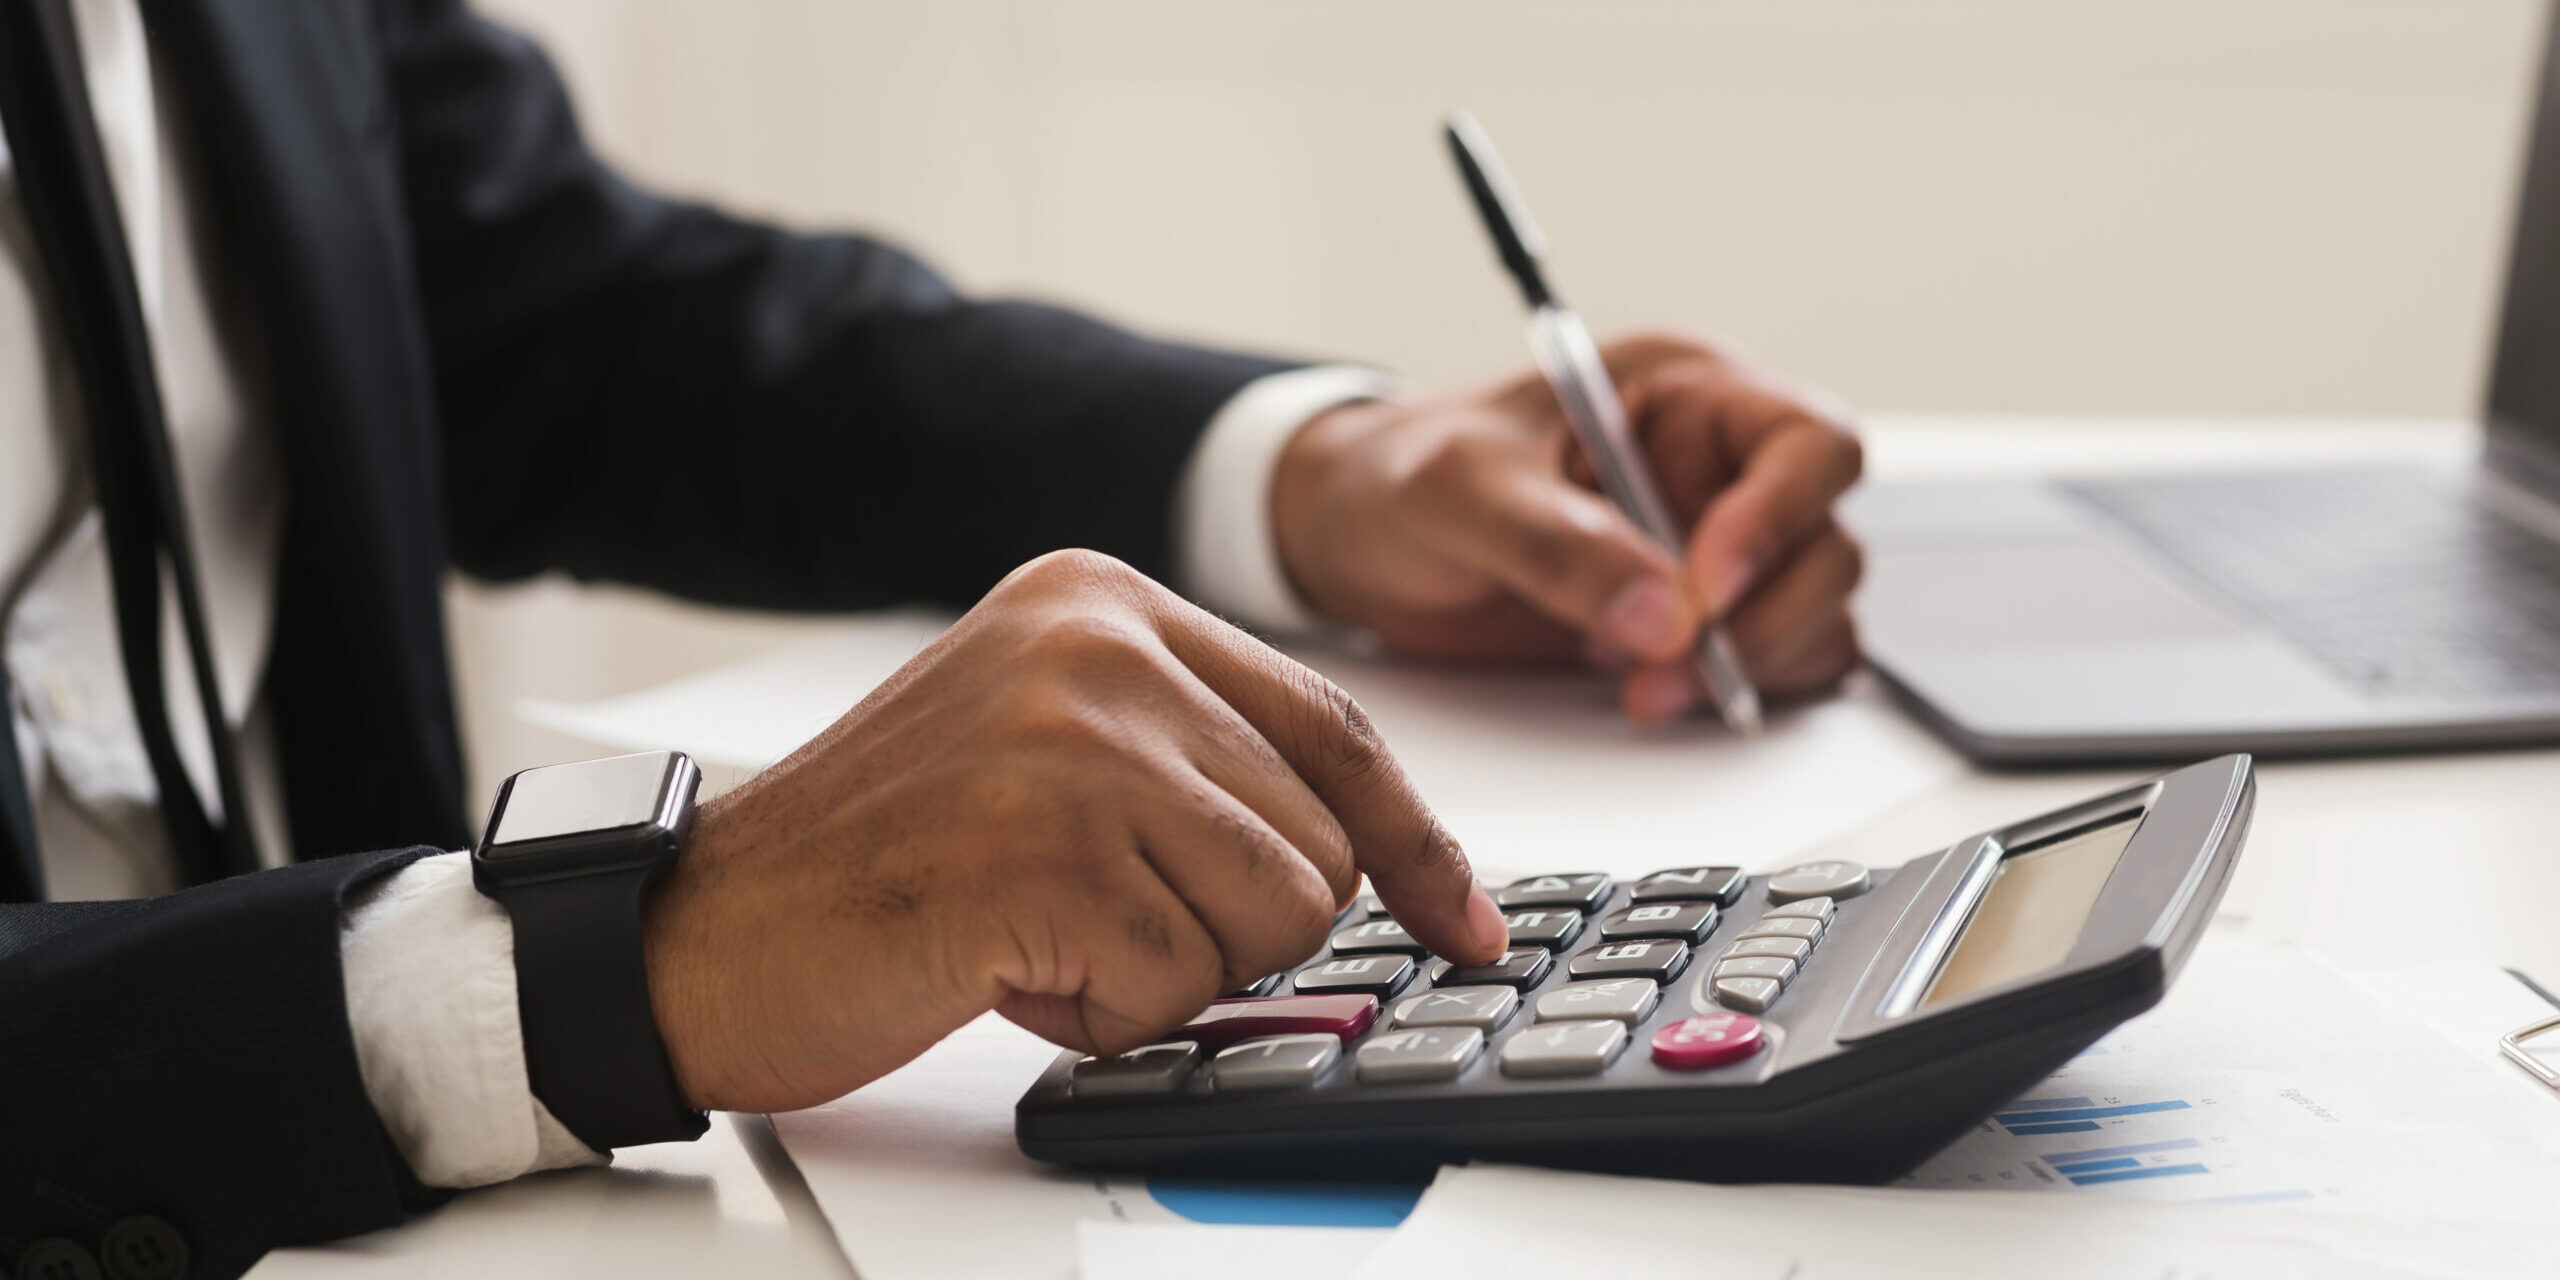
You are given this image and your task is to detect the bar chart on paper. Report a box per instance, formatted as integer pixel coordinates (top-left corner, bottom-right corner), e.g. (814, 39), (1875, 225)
(1896, 936), (2560, 1215)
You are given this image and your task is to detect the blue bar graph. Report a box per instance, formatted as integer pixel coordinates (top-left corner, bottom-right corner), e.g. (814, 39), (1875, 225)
(2067, 1163), (2209, 1186)
(2006, 1120), (2102, 1135)
(1997, 1096), (2096, 1113)
(1995, 1099), (2192, 1126)
(2046, 1138), (2202, 1163)
(2048, 1157), (2139, 1175)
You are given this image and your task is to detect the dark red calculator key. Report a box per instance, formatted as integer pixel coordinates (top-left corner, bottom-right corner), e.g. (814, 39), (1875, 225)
(1174, 995), (1380, 1050)
(1651, 1012), (1765, 1070)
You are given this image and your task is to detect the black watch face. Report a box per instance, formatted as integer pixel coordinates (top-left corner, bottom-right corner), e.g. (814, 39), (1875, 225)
(484, 752), (680, 858)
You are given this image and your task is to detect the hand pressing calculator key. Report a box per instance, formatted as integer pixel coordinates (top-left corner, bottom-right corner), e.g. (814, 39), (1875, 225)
(1016, 755), (2254, 1184)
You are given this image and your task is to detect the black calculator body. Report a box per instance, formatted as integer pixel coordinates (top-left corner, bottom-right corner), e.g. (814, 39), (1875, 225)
(1015, 754), (2255, 1185)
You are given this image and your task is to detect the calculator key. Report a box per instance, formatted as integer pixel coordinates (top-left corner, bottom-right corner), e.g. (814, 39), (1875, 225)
(1721, 936), (1811, 965)
(1495, 873), (1612, 912)
(1712, 955), (1797, 986)
(1292, 954), (1416, 998)
(1354, 892), (1391, 919)
(1502, 909), (1586, 950)
(1766, 860), (1870, 904)
(1330, 919), (1429, 955)
(1071, 1042), (1202, 1097)
(1762, 896), (1834, 923)
(1176, 995), (1380, 1049)
(1499, 1019), (1630, 1077)
(1737, 915), (1824, 944)
(1566, 939), (1691, 984)
(1711, 974), (1784, 1013)
(1598, 902), (1719, 944)
(1355, 1027), (1486, 1084)
(1630, 866), (1747, 905)
(1392, 986), (1519, 1031)
(1650, 1013), (1765, 1070)
(1427, 948), (1554, 990)
(1226, 974), (1284, 999)
(1533, 978), (1660, 1026)
(1213, 1034), (1342, 1091)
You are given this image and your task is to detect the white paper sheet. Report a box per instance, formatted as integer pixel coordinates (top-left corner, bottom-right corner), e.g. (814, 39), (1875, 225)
(521, 616), (1961, 879)
(1074, 1222), (1384, 1280)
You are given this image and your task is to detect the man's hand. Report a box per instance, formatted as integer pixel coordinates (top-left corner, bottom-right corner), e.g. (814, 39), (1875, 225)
(639, 550), (1508, 1113)
(1272, 330), (1865, 723)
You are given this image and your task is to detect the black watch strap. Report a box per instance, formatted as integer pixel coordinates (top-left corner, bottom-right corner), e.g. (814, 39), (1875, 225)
(507, 871), (708, 1150)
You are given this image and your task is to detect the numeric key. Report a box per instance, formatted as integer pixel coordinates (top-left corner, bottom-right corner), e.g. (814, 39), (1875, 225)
(1330, 919), (1428, 955)
(1291, 954), (1416, 998)
(1495, 873), (1612, 912)
(1630, 866), (1746, 905)
(1427, 948), (1554, 989)
(1598, 902), (1718, 944)
(1566, 939), (1690, 984)
(1502, 909), (1585, 950)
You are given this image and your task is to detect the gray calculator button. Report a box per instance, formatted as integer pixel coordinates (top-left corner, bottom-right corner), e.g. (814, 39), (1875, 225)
(1629, 866), (1747, 905)
(1598, 902), (1718, 944)
(1495, 873), (1613, 912)
(1722, 936), (1811, 964)
(1330, 919), (1428, 955)
(1427, 948), (1554, 990)
(1533, 978), (1660, 1026)
(1071, 1042), (1201, 1097)
(1762, 896), (1834, 923)
(1712, 955), (1797, 986)
(1499, 1019), (1630, 1077)
(1737, 915), (1824, 944)
(1502, 909), (1586, 950)
(1213, 1034), (1342, 1091)
(1291, 953), (1416, 997)
(1766, 860), (1870, 904)
(1712, 974), (1784, 1013)
(1566, 939), (1691, 984)
(1355, 1027), (1486, 1083)
(1392, 986), (1519, 1031)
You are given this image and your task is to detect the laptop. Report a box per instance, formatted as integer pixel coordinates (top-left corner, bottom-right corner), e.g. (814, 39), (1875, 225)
(1853, 5), (2560, 765)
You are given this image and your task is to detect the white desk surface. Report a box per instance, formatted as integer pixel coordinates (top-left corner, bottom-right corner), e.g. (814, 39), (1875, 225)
(257, 414), (2560, 1278)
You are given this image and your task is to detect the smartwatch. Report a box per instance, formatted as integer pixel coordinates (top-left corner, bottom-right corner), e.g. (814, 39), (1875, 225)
(470, 750), (710, 1150)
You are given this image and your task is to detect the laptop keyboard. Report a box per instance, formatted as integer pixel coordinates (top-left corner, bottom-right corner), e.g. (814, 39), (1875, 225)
(2067, 468), (2560, 699)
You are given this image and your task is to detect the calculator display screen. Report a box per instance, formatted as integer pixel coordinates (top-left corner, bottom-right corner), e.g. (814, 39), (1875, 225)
(1922, 816), (2141, 1008)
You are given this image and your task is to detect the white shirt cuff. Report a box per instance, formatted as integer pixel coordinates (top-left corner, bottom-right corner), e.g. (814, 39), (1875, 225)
(1172, 365), (1406, 635)
(340, 852), (607, 1188)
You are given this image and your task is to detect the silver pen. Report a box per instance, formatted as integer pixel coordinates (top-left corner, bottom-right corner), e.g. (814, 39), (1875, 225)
(1444, 110), (1764, 734)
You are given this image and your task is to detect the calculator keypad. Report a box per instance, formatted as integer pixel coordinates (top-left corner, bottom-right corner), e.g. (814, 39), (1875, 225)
(1071, 1042), (1202, 1097)
(1566, 939), (1690, 984)
(1533, 978), (1660, 1026)
(1629, 866), (1746, 905)
(1355, 1027), (1485, 1083)
(1499, 1019), (1629, 1077)
(1392, 986), (1519, 1031)
(1428, 948), (1554, 989)
(1330, 919), (1428, 955)
(1214, 1034), (1342, 1090)
(1495, 873), (1613, 912)
(1292, 954), (1416, 997)
(1598, 902), (1718, 944)
(1502, 909), (1586, 950)
(1176, 995), (1379, 1049)
(1766, 860), (1870, 904)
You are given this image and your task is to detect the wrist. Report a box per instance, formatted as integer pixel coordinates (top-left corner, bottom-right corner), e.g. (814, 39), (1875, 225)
(1272, 396), (1406, 625)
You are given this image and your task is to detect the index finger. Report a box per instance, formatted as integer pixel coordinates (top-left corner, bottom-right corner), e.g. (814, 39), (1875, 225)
(1148, 601), (1510, 965)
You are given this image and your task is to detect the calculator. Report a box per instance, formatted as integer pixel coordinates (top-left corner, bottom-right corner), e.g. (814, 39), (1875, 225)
(1015, 754), (2255, 1184)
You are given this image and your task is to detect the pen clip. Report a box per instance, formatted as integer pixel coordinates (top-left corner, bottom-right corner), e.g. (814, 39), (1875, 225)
(1446, 110), (1555, 308)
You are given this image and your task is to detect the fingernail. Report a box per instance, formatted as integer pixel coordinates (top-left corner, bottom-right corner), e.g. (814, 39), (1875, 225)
(1465, 885), (1510, 958)
(1603, 576), (1688, 657)
(1627, 665), (1696, 724)
(1704, 555), (1756, 618)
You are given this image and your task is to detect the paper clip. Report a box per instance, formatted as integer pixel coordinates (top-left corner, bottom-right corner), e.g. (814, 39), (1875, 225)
(2498, 1011), (2560, 1090)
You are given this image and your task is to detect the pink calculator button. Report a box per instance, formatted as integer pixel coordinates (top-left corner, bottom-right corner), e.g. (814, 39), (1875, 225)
(1175, 995), (1380, 1050)
(1650, 1012), (1765, 1070)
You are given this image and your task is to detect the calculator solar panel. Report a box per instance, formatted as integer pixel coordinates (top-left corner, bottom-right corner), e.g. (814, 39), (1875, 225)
(1016, 755), (2255, 1185)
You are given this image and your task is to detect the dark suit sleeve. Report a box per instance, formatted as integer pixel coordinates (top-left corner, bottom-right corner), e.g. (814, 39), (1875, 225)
(0, 850), (443, 1279)
(377, 0), (1300, 611)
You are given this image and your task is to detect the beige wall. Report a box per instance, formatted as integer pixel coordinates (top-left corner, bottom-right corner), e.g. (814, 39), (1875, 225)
(448, 0), (2548, 797)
